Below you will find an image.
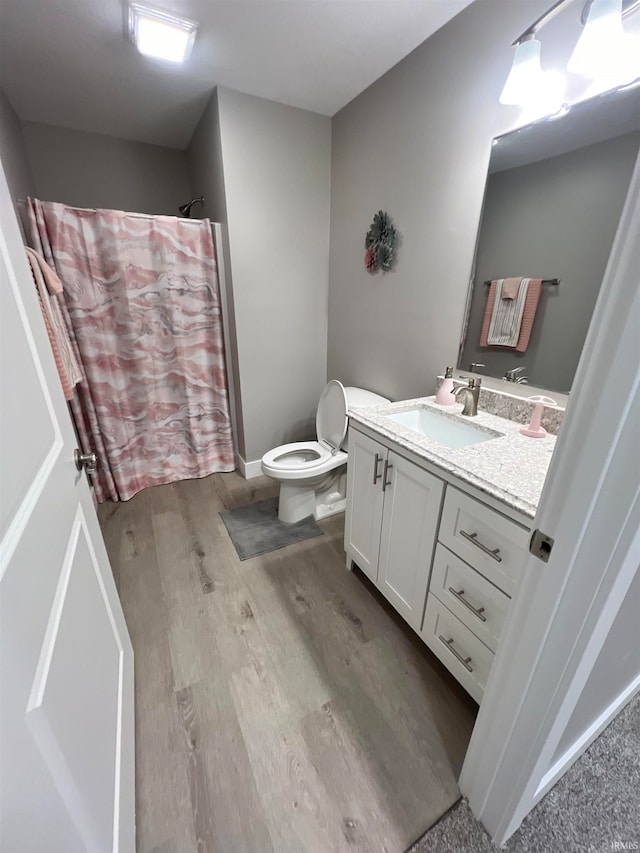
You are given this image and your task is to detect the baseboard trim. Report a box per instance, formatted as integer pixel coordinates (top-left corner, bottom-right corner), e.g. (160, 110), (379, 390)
(236, 455), (263, 480)
(534, 673), (640, 803)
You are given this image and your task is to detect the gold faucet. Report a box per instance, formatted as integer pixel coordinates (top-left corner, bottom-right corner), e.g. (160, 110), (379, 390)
(454, 377), (481, 416)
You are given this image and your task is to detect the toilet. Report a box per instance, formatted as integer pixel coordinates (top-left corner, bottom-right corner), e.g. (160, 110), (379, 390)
(262, 380), (389, 524)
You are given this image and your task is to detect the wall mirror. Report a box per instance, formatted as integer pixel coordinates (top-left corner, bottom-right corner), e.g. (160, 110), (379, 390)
(458, 84), (640, 394)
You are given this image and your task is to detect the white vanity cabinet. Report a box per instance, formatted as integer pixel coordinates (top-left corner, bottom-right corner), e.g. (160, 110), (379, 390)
(345, 424), (531, 703)
(421, 488), (529, 702)
(344, 429), (444, 631)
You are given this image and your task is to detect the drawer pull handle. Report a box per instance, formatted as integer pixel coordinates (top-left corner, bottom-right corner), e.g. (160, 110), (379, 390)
(372, 453), (383, 485)
(382, 460), (393, 492)
(460, 529), (502, 562)
(439, 635), (473, 672)
(449, 587), (487, 622)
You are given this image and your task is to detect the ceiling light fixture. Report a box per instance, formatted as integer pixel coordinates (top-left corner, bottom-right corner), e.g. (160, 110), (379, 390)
(500, 0), (640, 110)
(129, 3), (198, 64)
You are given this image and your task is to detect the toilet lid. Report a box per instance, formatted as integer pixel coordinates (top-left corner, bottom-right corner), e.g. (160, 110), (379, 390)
(316, 380), (348, 452)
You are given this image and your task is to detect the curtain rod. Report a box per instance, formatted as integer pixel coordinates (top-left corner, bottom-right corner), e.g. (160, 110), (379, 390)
(484, 278), (560, 286)
(16, 199), (209, 225)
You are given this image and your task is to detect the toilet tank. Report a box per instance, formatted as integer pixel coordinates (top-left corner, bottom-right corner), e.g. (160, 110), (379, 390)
(342, 386), (390, 450)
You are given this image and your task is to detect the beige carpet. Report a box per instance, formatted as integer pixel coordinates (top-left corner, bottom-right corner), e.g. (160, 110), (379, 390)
(410, 694), (640, 853)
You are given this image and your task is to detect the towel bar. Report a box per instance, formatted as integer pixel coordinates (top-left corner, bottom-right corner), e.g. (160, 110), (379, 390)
(483, 278), (560, 286)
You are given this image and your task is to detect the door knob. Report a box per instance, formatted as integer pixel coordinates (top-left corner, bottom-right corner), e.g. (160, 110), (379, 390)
(74, 449), (98, 474)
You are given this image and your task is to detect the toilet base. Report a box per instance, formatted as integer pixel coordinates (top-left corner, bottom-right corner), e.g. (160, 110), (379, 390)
(278, 483), (316, 524)
(277, 470), (347, 525)
(315, 492), (347, 521)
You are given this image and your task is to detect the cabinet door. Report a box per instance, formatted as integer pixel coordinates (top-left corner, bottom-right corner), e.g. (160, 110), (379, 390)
(377, 451), (444, 630)
(344, 429), (386, 583)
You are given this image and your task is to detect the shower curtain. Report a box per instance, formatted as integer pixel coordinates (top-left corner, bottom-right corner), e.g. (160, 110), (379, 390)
(27, 199), (235, 502)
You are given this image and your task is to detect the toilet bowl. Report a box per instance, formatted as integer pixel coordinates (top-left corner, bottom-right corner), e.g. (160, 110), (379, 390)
(261, 381), (389, 524)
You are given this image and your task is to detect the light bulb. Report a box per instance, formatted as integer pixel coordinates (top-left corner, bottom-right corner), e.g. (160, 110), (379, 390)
(568, 0), (640, 84)
(500, 38), (543, 106)
(500, 37), (566, 113)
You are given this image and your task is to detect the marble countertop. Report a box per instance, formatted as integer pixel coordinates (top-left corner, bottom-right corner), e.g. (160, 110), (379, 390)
(349, 396), (556, 521)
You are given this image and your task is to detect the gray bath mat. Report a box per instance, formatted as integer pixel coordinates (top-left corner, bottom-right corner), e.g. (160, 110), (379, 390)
(219, 496), (323, 561)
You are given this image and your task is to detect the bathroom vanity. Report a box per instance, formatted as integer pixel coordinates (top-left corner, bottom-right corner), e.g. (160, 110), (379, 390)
(344, 397), (556, 703)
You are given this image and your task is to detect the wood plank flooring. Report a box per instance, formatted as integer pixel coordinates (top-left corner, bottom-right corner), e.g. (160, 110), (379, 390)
(98, 471), (477, 853)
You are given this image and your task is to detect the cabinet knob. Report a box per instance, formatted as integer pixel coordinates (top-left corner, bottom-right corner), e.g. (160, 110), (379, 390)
(448, 587), (487, 622)
(460, 529), (502, 562)
(382, 460), (393, 491)
(439, 635), (474, 672)
(373, 453), (383, 485)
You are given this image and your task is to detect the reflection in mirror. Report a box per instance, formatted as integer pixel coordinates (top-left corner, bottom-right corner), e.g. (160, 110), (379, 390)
(459, 85), (640, 394)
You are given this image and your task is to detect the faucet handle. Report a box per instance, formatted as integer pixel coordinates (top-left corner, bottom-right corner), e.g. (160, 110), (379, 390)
(468, 377), (481, 388)
(504, 366), (527, 381)
(469, 362), (486, 372)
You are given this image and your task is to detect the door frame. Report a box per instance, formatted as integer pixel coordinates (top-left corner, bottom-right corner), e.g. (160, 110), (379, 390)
(459, 155), (640, 844)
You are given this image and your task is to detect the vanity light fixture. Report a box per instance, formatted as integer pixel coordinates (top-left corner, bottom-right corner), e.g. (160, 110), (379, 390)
(129, 3), (198, 63)
(500, 0), (640, 109)
(499, 34), (565, 111)
(568, 0), (640, 82)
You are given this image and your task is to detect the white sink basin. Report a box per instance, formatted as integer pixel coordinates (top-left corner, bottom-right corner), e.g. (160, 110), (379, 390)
(384, 407), (502, 449)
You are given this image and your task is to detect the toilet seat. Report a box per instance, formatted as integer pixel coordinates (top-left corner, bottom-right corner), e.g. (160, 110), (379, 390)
(262, 441), (348, 481)
(260, 381), (389, 524)
(316, 380), (348, 453)
(262, 382), (350, 482)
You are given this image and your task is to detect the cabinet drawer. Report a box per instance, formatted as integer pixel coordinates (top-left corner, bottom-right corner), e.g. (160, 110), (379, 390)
(430, 544), (510, 652)
(439, 487), (529, 596)
(421, 594), (494, 704)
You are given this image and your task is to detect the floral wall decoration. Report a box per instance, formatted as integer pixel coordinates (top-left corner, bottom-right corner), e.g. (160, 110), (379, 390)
(364, 210), (398, 274)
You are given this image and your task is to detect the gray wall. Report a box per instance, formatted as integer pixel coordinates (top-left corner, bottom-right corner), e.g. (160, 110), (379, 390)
(21, 121), (191, 216)
(187, 90), (228, 225)
(187, 90), (245, 457)
(192, 87), (331, 464)
(553, 567), (640, 761)
(461, 132), (640, 393)
(0, 88), (36, 236)
(327, 0), (614, 402)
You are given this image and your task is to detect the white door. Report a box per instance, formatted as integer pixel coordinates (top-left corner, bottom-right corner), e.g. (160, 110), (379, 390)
(0, 163), (134, 852)
(377, 452), (444, 630)
(344, 429), (385, 582)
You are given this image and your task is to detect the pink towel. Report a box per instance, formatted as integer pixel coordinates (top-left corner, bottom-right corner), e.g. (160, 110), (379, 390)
(501, 276), (523, 299)
(25, 248), (82, 400)
(480, 278), (542, 352)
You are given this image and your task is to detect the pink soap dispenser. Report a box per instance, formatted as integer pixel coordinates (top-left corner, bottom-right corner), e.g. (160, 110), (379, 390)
(435, 367), (457, 406)
(520, 395), (557, 438)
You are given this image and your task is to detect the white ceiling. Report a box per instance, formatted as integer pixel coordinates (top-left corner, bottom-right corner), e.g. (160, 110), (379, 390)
(0, 0), (474, 150)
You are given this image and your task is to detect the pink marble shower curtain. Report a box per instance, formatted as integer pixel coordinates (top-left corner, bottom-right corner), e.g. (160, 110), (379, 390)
(27, 199), (235, 502)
